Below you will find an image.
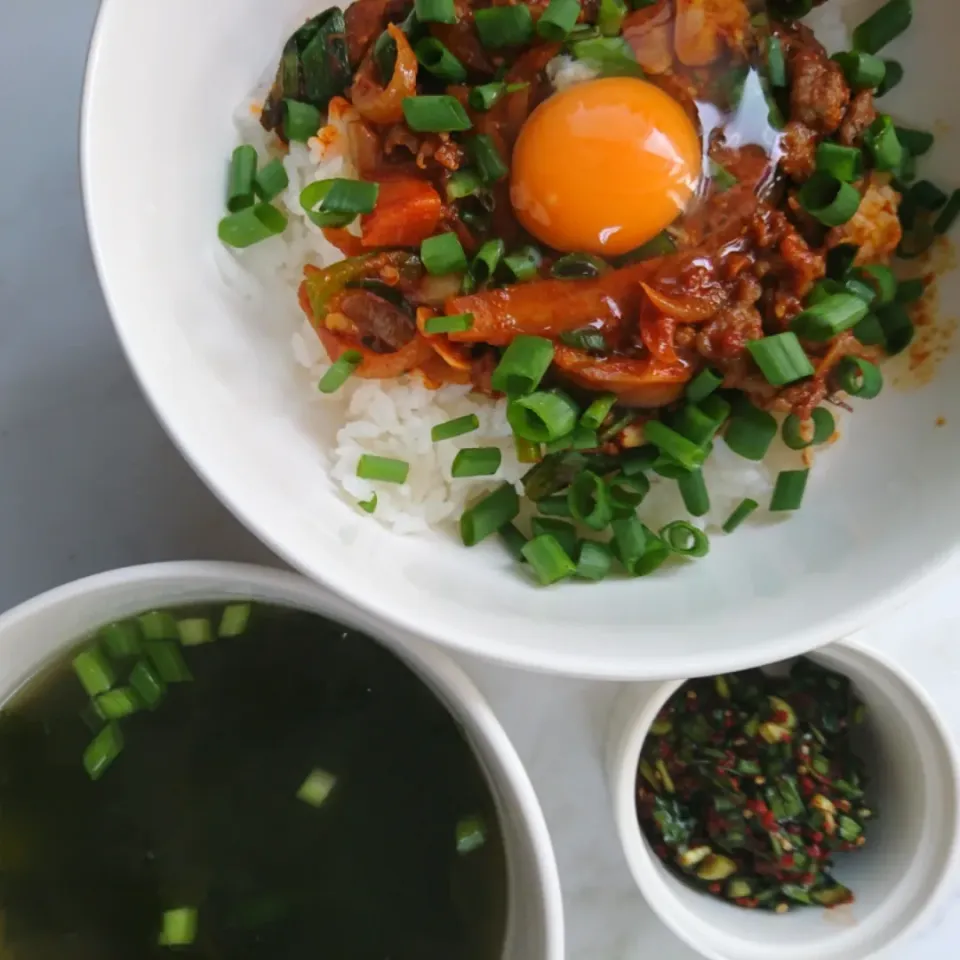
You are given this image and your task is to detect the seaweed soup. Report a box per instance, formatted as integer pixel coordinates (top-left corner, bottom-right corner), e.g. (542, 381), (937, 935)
(0, 603), (508, 960)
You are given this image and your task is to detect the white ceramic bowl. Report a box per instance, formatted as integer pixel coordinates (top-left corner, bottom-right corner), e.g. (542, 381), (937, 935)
(0, 562), (564, 960)
(82, 0), (960, 678)
(605, 642), (960, 960)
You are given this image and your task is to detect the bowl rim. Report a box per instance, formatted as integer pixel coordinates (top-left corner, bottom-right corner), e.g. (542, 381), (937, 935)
(0, 560), (565, 960)
(606, 641), (960, 960)
(79, 0), (959, 680)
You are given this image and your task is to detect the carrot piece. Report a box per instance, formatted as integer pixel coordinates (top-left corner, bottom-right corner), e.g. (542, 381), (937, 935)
(674, 0), (720, 66)
(361, 178), (443, 248)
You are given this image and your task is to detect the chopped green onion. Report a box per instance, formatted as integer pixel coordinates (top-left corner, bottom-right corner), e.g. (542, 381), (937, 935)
(644, 421), (707, 471)
(876, 303), (915, 354)
(782, 407), (836, 450)
(571, 36), (644, 77)
(503, 245), (543, 281)
(576, 540), (614, 581)
(852, 0), (912, 55)
(83, 721), (124, 781)
(358, 494), (378, 514)
(608, 473), (650, 514)
(770, 469), (810, 512)
(791, 294), (869, 342)
(598, 0), (627, 35)
(852, 264), (898, 305)
(219, 603), (252, 638)
(318, 349), (362, 394)
(568, 471), (614, 530)
(145, 640), (193, 683)
(653, 456), (688, 480)
(421, 232), (468, 275)
(515, 436), (541, 463)
(581, 393), (618, 431)
(178, 618), (213, 647)
(415, 37), (467, 82)
(357, 454), (409, 484)
(612, 515), (647, 574)
(686, 368), (723, 403)
(139, 610), (178, 640)
(934, 190), (960, 235)
(673, 395), (730, 446)
(767, 36), (787, 87)
(432, 414), (480, 441)
(837, 356), (883, 398)
(254, 158), (289, 202)
(470, 134), (509, 183)
(907, 180), (949, 212)
(402, 95), (473, 132)
(96, 686), (142, 720)
(300, 178), (379, 228)
(522, 534), (576, 585)
(826, 244), (859, 280)
(531, 517), (578, 559)
(815, 142), (863, 182)
(623, 231), (676, 261)
(424, 312), (474, 334)
(452, 447), (502, 477)
(227, 145), (258, 212)
(297, 768), (337, 807)
(469, 82), (503, 111)
(632, 528), (670, 576)
(73, 647), (117, 697)
(460, 483), (520, 545)
(284, 99), (322, 142)
(725, 402), (777, 460)
(832, 51), (886, 90)
(855, 312), (888, 345)
(709, 161), (739, 193)
(539, 493), (574, 517)
(559, 328), (608, 352)
(544, 424), (597, 452)
(538, 0), (582, 41)
(100, 621), (142, 659)
(621, 445), (658, 476)
(218, 203), (288, 248)
(508, 391), (579, 443)
(491, 335), (554, 396)
(722, 498), (759, 533)
(747, 333), (816, 384)
(471, 239), (506, 284)
(677, 468), (710, 518)
(896, 277), (926, 304)
(876, 58), (903, 96)
(446, 168), (486, 201)
(797, 172), (861, 226)
(499, 522), (528, 561)
(895, 126), (934, 156)
(456, 816), (488, 854)
(129, 659), (166, 709)
(159, 908), (198, 948)
(474, 4), (534, 47)
(660, 521), (710, 558)
(864, 115), (904, 172)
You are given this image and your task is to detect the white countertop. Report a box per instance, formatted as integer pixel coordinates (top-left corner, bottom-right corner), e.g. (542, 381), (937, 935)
(2, 1), (958, 956)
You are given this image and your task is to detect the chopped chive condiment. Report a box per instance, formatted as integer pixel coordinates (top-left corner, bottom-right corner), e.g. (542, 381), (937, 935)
(402, 95), (473, 132)
(421, 232), (468, 275)
(507, 392), (579, 443)
(537, 0), (581, 41)
(451, 447), (502, 478)
(575, 540), (614, 581)
(722, 498), (759, 533)
(254, 158), (290, 202)
(73, 647), (117, 697)
(725, 402), (777, 461)
(746, 333), (815, 385)
(158, 907), (199, 947)
(284, 99), (322, 142)
(100, 620), (142, 659)
(770, 469), (810, 511)
(852, 0), (912, 55)
(84, 721), (124, 781)
(491, 336), (555, 397)
(218, 203), (288, 248)
(432, 414), (480, 442)
(460, 483), (520, 546)
(456, 816), (488, 854)
(218, 603), (252, 638)
(129, 659), (166, 709)
(521, 534), (576, 585)
(415, 37), (467, 82)
(96, 686), (143, 720)
(145, 640), (193, 683)
(415, 0), (457, 23)
(660, 521), (710, 558)
(356, 455), (410, 484)
(474, 4), (534, 47)
(300, 178), (378, 228)
(297, 768), (338, 807)
(178, 618), (213, 647)
(227, 145), (258, 212)
(318, 350), (362, 394)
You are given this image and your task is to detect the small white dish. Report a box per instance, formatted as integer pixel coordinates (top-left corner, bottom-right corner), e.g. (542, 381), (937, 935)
(0, 561), (564, 960)
(605, 642), (960, 960)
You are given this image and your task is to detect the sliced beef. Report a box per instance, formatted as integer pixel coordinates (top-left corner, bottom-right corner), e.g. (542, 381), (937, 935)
(780, 121), (818, 181)
(838, 90), (877, 146)
(338, 289), (417, 352)
(789, 48), (850, 133)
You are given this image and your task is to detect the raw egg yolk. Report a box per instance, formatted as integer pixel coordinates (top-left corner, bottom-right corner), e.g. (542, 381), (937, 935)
(510, 77), (702, 256)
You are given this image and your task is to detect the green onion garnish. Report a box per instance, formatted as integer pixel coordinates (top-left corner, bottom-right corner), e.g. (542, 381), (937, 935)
(446, 168), (486, 202)
(178, 618), (213, 647)
(832, 51), (886, 90)
(139, 610), (179, 640)
(767, 36), (787, 87)
(491, 335), (554, 396)
(725, 402), (777, 461)
(576, 540), (613, 581)
(469, 82), (507, 112)
(612, 514), (647, 574)
(508, 392), (580, 443)
(896, 277), (926, 304)
(96, 686), (142, 720)
(815, 142), (863, 182)
(598, 0), (627, 36)
(544, 424), (597, 453)
(624, 230), (676, 262)
(568, 471), (614, 531)
(158, 908), (198, 948)
(677, 468), (710, 518)
(895, 126), (934, 156)
(797, 172), (861, 226)
(643, 421), (707, 471)
(531, 517), (578, 559)
(456, 816), (488, 854)
(300, 178), (378, 228)
(559, 328), (608, 352)
(864, 114), (904, 172)
(522, 534), (576, 585)
(424, 312), (474, 334)
(432, 414), (480, 442)
(876, 58), (903, 96)
(421, 232), (468, 275)
(219, 603), (252, 638)
(474, 4), (534, 47)
(318, 350), (362, 394)
(100, 621), (142, 659)
(852, 0), (912, 55)
(581, 392), (617, 431)
(254, 158), (289, 202)
(709, 161), (739, 193)
(83, 721), (124, 781)
(837, 357), (883, 398)
(451, 447), (502, 477)
(499, 522), (528, 561)
(460, 483), (520, 546)
(621, 444), (658, 476)
(660, 521), (710, 558)
(415, 37), (467, 82)
(852, 264), (898, 304)
(297, 768), (337, 807)
(470, 134), (509, 183)
(539, 493), (574, 517)
(503, 245), (543, 282)
(358, 494), (378, 514)
(129, 660), (166, 709)
(747, 333), (816, 384)
(471, 238), (506, 284)
(608, 473), (650, 514)
(934, 189), (960, 235)
(876, 303), (915, 354)
(415, 0), (457, 23)
(571, 36), (643, 77)
(227, 145), (258, 212)
(673, 396), (729, 446)
(402, 95), (473, 132)
(284, 99), (322, 142)
(907, 180), (949, 212)
(686, 368), (724, 403)
(722, 498), (759, 533)
(552, 253), (611, 280)
(782, 407), (836, 450)
(537, 0), (581, 41)
(73, 647), (117, 697)
(356, 454), (409, 484)
(791, 294), (869, 342)
(770, 469), (810, 512)
(145, 640), (193, 683)
(218, 203), (288, 248)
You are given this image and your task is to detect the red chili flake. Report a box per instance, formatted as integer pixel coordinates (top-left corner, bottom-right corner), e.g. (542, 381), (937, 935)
(799, 776), (816, 796)
(787, 824), (801, 835)
(807, 844), (822, 859)
(801, 872), (815, 886)
(810, 831), (824, 843)
(780, 853), (795, 868)
(773, 708), (791, 724)
(728, 777), (740, 791)
(761, 811), (777, 831)
(724, 715), (737, 728)
(658, 739), (672, 759)
(837, 799), (851, 813)
(708, 882), (722, 894)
